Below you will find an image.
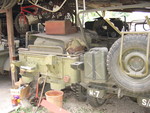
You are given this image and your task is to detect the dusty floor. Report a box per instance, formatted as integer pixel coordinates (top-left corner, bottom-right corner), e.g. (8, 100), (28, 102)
(0, 75), (14, 113)
(63, 91), (149, 113)
(0, 75), (150, 113)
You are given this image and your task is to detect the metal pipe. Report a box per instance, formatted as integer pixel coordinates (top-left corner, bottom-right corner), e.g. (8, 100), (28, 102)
(37, 75), (47, 107)
(25, 31), (31, 48)
(75, 0), (79, 26)
(82, 0), (86, 26)
(83, 0), (86, 10)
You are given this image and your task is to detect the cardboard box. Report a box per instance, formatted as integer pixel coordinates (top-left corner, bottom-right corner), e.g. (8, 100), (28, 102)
(10, 85), (30, 99)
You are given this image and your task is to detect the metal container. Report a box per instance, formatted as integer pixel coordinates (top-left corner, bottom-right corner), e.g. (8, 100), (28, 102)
(84, 47), (108, 83)
(45, 20), (77, 35)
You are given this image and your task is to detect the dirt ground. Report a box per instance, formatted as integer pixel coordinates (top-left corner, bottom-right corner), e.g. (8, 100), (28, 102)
(63, 91), (150, 113)
(1, 75), (150, 113)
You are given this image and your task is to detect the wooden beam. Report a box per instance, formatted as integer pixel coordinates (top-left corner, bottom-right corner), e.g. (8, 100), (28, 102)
(0, 19), (1, 41)
(78, 1), (122, 9)
(6, 9), (16, 86)
(0, 9), (6, 13)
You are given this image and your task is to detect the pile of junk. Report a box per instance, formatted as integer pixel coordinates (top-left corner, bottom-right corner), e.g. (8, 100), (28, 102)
(10, 18), (84, 112)
(3, 0), (147, 112)
(7, 0), (79, 113)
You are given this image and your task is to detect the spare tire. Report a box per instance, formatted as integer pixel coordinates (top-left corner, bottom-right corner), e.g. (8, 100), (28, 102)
(107, 34), (150, 93)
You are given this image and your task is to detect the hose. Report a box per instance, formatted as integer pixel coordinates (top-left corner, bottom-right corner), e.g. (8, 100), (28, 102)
(0, 0), (17, 9)
(5, 0), (17, 9)
(1, 0), (7, 9)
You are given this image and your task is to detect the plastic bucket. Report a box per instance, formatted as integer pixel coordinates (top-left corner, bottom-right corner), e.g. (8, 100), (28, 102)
(45, 90), (64, 107)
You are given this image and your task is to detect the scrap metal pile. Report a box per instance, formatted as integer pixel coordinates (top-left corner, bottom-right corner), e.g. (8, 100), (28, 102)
(13, 0), (76, 34)
(30, 0), (76, 23)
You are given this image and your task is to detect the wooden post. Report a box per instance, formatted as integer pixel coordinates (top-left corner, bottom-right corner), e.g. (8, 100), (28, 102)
(0, 19), (2, 43)
(6, 9), (16, 86)
(0, 19), (2, 42)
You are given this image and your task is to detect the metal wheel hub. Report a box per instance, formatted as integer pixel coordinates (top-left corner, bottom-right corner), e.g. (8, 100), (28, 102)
(123, 51), (147, 78)
(129, 56), (144, 71)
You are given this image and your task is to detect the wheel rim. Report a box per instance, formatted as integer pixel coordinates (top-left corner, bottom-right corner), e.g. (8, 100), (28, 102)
(122, 50), (147, 78)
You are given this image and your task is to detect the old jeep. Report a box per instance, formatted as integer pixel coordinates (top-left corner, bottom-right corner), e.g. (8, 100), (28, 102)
(13, 2), (150, 108)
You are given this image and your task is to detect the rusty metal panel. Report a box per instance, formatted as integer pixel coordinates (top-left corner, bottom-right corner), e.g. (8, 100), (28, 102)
(45, 20), (77, 35)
